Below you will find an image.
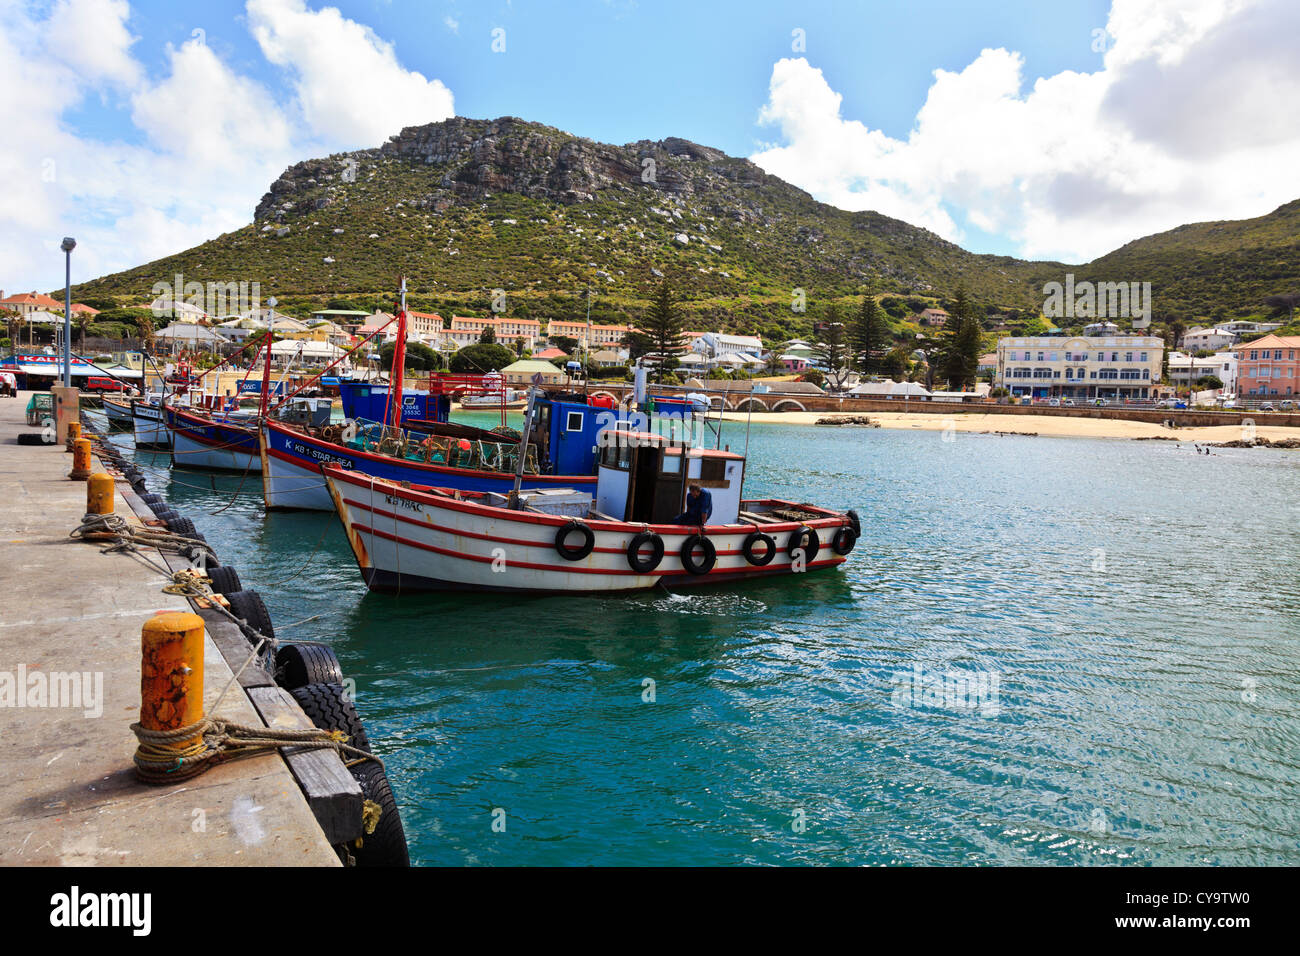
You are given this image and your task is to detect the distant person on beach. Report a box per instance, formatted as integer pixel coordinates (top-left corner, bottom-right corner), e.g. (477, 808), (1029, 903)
(674, 484), (712, 526)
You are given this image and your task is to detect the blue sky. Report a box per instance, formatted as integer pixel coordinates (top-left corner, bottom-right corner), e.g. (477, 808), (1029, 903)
(2, 0), (1298, 290)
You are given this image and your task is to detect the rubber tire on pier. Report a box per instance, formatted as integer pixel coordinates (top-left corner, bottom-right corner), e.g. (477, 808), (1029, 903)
(206, 564), (242, 596)
(626, 531), (664, 572)
(555, 520), (595, 561)
(167, 515), (200, 539)
(276, 643), (344, 691)
(679, 534), (717, 575)
(290, 681), (371, 754)
(140, 492), (164, 507)
(152, 507), (178, 525)
(831, 526), (857, 555)
(224, 589), (275, 644)
(16, 433), (52, 446)
(787, 526), (820, 563)
(348, 761), (410, 867)
(741, 531), (776, 567)
(846, 509), (862, 538)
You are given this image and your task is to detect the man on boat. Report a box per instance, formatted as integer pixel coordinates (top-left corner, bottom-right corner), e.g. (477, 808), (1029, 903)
(674, 483), (712, 526)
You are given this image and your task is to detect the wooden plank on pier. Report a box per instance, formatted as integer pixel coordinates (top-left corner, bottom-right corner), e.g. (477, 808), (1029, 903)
(247, 685), (364, 847)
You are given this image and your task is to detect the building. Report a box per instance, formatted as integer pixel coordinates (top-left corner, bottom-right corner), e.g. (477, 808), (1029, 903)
(500, 359), (566, 385)
(914, 308), (950, 327)
(1181, 327), (1238, 352)
(686, 331), (765, 362)
(446, 315), (541, 350)
(546, 320), (629, 348)
(1166, 350), (1237, 393)
(1233, 334), (1300, 398)
(996, 333), (1165, 400)
(0, 291), (64, 316)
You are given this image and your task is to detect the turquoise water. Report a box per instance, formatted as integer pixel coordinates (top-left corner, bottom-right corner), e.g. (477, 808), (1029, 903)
(99, 412), (1300, 865)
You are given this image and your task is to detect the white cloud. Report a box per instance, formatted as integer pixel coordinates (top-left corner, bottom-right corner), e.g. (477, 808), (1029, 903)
(0, 0), (457, 291)
(247, 0), (455, 146)
(751, 0), (1300, 263)
(444, 15), (459, 35)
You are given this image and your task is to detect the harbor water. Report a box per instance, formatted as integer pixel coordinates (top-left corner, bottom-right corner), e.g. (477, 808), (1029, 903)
(99, 412), (1300, 866)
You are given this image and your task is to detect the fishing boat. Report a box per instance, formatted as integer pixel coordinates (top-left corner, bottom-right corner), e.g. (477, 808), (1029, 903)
(320, 426), (860, 594)
(258, 390), (606, 510)
(257, 285), (645, 510)
(131, 394), (172, 449)
(167, 397), (332, 472)
(102, 396), (135, 429)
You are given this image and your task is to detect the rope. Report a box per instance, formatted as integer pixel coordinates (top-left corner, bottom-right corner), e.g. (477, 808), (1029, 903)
(131, 715), (379, 782)
(71, 512), (216, 565)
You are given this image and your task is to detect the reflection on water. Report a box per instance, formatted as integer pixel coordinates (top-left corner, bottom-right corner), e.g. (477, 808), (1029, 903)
(90, 409), (1300, 865)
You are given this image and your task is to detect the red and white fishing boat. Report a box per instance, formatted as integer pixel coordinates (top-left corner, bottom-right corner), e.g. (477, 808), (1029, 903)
(321, 426), (860, 593)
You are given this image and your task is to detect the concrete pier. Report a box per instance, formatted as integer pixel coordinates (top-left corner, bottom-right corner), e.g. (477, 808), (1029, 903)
(0, 391), (340, 865)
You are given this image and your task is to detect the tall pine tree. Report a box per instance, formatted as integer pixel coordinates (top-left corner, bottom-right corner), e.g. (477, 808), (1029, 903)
(638, 281), (686, 383)
(852, 293), (888, 375)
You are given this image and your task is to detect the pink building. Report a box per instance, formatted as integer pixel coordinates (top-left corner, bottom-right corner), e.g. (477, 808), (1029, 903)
(1234, 334), (1300, 397)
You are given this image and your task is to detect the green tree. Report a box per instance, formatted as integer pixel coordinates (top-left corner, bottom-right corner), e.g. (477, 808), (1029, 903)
(449, 342), (514, 373)
(937, 286), (982, 389)
(852, 293), (889, 374)
(883, 346), (912, 381)
(764, 340), (790, 375)
(813, 305), (853, 390)
(637, 281), (686, 383)
(550, 334), (579, 354)
(379, 340), (445, 372)
(479, 323), (497, 344)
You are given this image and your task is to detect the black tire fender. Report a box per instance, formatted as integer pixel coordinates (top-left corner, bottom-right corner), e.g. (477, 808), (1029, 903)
(348, 761), (410, 866)
(626, 531), (664, 572)
(680, 534), (717, 575)
(225, 589), (275, 644)
(555, 520), (595, 561)
(289, 681), (371, 754)
(276, 643), (345, 691)
(846, 509), (861, 538)
(831, 526), (857, 555)
(741, 530), (776, 567)
(787, 525), (820, 563)
(206, 564), (242, 595)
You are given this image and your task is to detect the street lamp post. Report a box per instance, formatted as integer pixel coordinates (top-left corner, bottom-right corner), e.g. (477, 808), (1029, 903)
(60, 237), (76, 386)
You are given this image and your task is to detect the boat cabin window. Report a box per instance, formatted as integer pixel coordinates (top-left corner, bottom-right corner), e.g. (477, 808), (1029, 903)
(565, 411), (583, 432)
(600, 443), (632, 470)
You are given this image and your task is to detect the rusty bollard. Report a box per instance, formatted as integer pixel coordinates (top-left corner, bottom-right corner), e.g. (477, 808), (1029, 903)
(69, 438), (92, 480)
(135, 612), (206, 783)
(64, 420), (81, 452)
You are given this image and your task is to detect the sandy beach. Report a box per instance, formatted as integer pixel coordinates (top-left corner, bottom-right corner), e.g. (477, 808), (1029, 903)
(716, 409), (1300, 444)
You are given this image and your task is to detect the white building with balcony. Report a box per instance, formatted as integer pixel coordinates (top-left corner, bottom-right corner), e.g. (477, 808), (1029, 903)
(996, 334), (1165, 400)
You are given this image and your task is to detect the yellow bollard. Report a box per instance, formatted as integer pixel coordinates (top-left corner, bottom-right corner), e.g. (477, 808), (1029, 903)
(69, 438), (92, 480)
(87, 473), (114, 515)
(136, 612), (206, 782)
(65, 420), (81, 452)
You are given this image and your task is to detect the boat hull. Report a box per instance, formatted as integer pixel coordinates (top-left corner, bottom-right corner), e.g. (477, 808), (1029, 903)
(167, 407), (260, 472)
(323, 466), (851, 594)
(260, 420), (596, 512)
(130, 400), (169, 448)
(102, 398), (134, 429)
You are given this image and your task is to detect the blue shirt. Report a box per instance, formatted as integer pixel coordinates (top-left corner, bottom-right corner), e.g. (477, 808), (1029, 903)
(683, 488), (712, 524)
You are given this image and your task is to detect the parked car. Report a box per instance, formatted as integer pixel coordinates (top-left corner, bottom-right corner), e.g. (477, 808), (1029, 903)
(1047, 398), (1061, 407)
(1260, 402), (1276, 411)
(1280, 400), (1295, 410)
(1062, 399), (1075, 407)
(86, 376), (134, 394)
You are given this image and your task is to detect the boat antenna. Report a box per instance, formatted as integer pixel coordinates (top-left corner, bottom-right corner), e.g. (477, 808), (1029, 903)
(508, 376), (542, 508)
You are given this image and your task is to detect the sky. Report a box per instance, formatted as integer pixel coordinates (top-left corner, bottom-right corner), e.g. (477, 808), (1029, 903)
(2, 0), (1298, 291)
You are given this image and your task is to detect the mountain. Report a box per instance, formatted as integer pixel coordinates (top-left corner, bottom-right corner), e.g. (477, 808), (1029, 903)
(1047, 199), (1300, 320)
(73, 116), (1299, 333)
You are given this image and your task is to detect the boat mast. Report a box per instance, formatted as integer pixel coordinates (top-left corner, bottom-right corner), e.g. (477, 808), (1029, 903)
(257, 329), (273, 419)
(390, 277), (408, 434)
(508, 379), (541, 508)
